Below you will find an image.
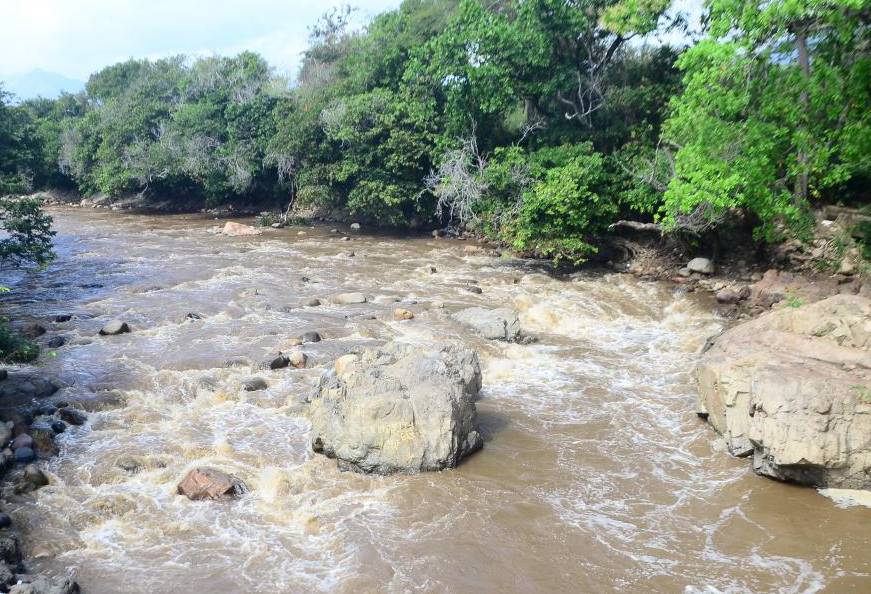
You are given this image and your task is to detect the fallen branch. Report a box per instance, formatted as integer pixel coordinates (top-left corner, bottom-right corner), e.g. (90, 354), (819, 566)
(608, 220), (662, 234)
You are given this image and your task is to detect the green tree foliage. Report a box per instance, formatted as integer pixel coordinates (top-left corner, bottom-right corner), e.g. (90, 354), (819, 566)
(662, 0), (871, 240)
(2, 0), (867, 264)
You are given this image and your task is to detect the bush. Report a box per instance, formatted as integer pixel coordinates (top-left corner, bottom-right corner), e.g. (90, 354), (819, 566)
(0, 318), (39, 363)
(508, 145), (616, 264)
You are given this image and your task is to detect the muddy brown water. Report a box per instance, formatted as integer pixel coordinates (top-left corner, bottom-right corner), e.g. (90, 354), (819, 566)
(0, 207), (868, 594)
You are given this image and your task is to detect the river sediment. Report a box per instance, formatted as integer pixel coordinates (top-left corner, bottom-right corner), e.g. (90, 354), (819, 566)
(0, 206), (869, 593)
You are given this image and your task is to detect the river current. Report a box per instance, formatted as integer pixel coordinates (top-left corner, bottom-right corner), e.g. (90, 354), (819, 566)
(0, 207), (868, 593)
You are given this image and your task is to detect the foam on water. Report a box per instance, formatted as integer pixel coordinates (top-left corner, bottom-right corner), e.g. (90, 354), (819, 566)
(1, 208), (868, 594)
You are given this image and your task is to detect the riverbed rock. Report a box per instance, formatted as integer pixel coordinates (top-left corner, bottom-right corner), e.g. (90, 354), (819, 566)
(299, 331), (322, 343)
(697, 294), (871, 488)
(221, 221), (261, 237)
(287, 351), (307, 369)
(331, 292), (368, 305)
(58, 408), (87, 426)
(46, 336), (65, 348)
(177, 467), (247, 500)
(310, 341), (483, 474)
(11, 434), (32, 451)
(687, 257), (715, 275)
(29, 425), (57, 456)
(453, 307), (522, 342)
(8, 575), (80, 594)
(99, 319), (130, 335)
(0, 374), (60, 402)
(393, 308), (414, 321)
(15, 464), (49, 493)
(13, 448), (35, 464)
(242, 377), (268, 391)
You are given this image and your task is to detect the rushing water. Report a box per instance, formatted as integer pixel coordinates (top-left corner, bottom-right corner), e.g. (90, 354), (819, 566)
(0, 207), (869, 594)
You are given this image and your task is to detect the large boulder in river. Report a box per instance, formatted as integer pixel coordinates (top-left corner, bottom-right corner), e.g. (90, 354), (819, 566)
(177, 467), (247, 500)
(697, 294), (871, 489)
(310, 341), (484, 474)
(221, 221), (261, 237)
(453, 307), (521, 342)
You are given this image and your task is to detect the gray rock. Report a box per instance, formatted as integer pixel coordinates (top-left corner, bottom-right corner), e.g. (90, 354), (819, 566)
(453, 307), (522, 342)
(299, 331), (322, 343)
(54, 314), (73, 323)
(46, 336), (66, 349)
(99, 319), (131, 335)
(8, 576), (80, 594)
(13, 447), (35, 464)
(687, 257), (715, 275)
(305, 298), (321, 307)
(310, 341), (483, 474)
(332, 292), (368, 305)
(16, 464), (49, 493)
(242, 377), (267, 392)
(0, 563), (12, 588)
(0, 535), (19, 564)
(350, 222), (361, 230)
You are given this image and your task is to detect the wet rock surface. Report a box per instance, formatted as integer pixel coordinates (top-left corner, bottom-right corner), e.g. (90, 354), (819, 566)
(698, 294), (871, 488)
(177, 467), (247, 500)
(453, 307), (522, 342)
(310, 341), (483, 474)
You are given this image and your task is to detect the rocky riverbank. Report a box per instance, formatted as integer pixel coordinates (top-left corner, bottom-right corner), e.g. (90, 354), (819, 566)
(0, 368), (83, 594)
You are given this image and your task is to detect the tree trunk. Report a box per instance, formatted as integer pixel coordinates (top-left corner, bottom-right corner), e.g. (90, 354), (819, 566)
(794, 32), (810, 205)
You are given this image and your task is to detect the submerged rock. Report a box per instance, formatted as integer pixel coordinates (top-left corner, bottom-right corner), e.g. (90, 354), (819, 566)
(99, 319), (130, 335)
(332, 292), (368, 305)
(221, 221), (261, 237)
(58, 408), (86, 426)
(310, 341), (483, 474)
(453, 307), (522, 342)
(241, 377), (268, 392)
(393, 308), (414, 321)
(8, 575), (80, 594)
(698, 294), (871, 489)
(177, 467), (247, 500)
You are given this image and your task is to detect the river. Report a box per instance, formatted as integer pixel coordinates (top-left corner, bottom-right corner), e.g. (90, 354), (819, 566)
(0, 207), (868, 593)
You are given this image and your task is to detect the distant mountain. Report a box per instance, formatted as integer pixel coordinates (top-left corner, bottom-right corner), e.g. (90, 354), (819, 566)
(2, 69), (85, 101)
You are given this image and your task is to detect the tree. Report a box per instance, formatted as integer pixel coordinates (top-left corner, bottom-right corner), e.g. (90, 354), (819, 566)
(662, 0), (871, 240)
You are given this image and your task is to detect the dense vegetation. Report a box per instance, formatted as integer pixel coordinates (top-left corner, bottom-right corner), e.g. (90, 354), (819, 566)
(1, 0), (869, 263)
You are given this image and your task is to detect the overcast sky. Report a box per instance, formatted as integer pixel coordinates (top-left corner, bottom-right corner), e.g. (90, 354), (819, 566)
(0, 0), (401, 80)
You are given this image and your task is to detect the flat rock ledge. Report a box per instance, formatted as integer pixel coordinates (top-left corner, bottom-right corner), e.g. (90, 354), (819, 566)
(697, 294), (871, 489)
(310, 341), (484, 474)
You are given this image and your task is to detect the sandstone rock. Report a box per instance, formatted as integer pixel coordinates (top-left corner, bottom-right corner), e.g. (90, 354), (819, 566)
(177, 467), (247, 500)
(221, 221), (261, 237)
(310, 341), (483, 474)
(687, 257), (715, 275)
(332, 292), (368, 305)
(453, 307), (522, 342)
(288, 351), (307, 369)
(99, 319), (130, 335)
(697, 294), (871, 488)
(393, 308), (414, 321)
